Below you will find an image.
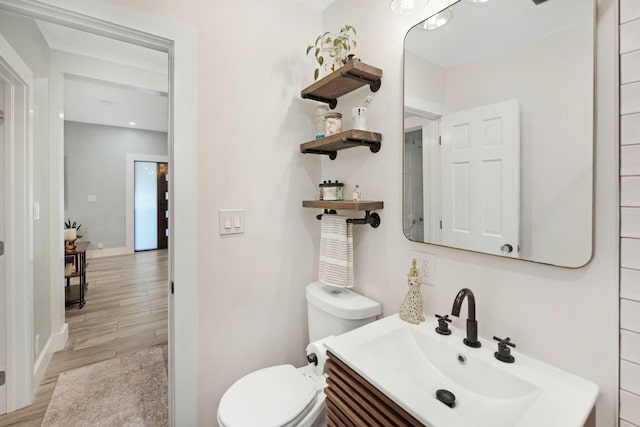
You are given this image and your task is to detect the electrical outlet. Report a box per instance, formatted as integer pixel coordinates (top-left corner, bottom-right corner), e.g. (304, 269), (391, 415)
(414, 252), (436, 285)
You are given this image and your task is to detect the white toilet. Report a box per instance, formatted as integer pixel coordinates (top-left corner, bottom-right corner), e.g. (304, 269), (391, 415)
(217, 281), (381, 427)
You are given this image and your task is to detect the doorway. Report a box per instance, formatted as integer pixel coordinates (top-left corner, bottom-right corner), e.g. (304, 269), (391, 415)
(0, 1), (198, 424)
(135, 161), (169, 251)
(403, 128), (424, 242)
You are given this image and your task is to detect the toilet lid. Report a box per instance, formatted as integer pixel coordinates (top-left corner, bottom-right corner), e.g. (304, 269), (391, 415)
(218, 364), (317, 427)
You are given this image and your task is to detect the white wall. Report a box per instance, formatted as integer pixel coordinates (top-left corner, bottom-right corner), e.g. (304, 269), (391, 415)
(404, 52), (446, 107)
(32, 78), (51, 364)
(193, 4), (321, 424)
(619, 1), (640, 425)
(322, 0), (618, 426)
(64, 121), (167, 250)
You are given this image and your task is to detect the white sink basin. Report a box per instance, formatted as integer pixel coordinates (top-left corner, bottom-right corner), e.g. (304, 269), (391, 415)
(324, 314), (598, 427)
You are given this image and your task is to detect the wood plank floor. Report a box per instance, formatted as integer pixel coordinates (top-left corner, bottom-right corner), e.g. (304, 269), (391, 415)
(0, 250), (169, 427)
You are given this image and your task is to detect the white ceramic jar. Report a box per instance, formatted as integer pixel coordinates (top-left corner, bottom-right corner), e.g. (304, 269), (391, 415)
(324, 112), (342, 136)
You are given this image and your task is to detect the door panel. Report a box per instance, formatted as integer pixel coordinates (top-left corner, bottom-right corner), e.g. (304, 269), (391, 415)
(440, 100), (520, 257)
(157, 163), (168, 250)
(452, 162), (470, 232)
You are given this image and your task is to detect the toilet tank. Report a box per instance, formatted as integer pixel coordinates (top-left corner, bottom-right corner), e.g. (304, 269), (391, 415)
(306, 281), (381, 342)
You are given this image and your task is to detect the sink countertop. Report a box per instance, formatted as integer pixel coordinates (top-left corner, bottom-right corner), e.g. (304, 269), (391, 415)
(324, 314), (598, 427)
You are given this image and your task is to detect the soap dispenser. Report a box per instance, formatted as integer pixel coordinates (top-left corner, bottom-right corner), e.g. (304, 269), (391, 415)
(400, 259), (425, 324)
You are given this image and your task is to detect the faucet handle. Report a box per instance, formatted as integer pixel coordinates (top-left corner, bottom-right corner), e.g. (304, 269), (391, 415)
(493, 336), (516, 363)
(436, 314), (452, 323)
(493, 336), (516, 347)
(435, 314), (452, 336)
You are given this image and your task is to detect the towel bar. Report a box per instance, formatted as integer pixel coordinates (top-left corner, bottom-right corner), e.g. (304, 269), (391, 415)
(316, 210), (381, 228)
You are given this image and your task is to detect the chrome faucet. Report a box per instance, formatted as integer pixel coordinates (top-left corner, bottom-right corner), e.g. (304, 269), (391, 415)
(451, 288), (481, 348)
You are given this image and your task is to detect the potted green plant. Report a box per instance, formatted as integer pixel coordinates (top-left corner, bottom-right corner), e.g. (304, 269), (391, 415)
(64, 219), (84, 239)
(306, 25), (357, 81)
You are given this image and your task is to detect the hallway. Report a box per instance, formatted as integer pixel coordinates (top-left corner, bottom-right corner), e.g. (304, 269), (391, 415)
(0, 250), (169, 426)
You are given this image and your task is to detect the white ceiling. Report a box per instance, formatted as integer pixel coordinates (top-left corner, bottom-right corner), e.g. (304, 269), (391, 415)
(64, 77), (168, 133)
(405, 0), (592, 68)
(36, 20), (168, 73)
(295, 0), (338, 12)
(34, 19), (169, 133)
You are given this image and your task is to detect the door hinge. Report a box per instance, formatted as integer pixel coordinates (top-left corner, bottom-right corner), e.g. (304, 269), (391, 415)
(0, 241), (4, 256)
(171, 281), (174, 294)
(0, 371), (5, 386)
(439, 136), (442, 146)
(439, 220), (442, 229)
(0, 110), (5, 125)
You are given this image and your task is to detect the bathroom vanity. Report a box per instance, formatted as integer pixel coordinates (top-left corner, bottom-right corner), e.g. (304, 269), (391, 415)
(325, 351), (422, 426)
(323, 314), (598, 427)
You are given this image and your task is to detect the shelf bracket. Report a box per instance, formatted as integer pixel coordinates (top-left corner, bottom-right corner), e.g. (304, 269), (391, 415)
(301, 148), (338, 160)
(316, 209), (338, 220)
(341, 137), (381, 154)
(301, 93), (338, 109)
(340, 71), (382, 93)
(316, 210), (381, 228)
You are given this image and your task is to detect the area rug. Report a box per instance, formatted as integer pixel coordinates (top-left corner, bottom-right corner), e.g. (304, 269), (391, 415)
(42, 346), (168, 427)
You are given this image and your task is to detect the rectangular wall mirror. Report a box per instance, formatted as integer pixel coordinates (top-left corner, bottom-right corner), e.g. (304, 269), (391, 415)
(403, 0), (595, 267)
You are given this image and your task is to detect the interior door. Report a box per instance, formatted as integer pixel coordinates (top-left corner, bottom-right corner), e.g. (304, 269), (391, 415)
(440, 99), (520, 257)
(0, 79), (7, 415)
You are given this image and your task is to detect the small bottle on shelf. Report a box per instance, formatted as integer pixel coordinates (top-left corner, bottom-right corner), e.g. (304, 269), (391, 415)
(315, 106), (328, 139)
(336, 182), (344, 201)
(353, 185), (361, 202)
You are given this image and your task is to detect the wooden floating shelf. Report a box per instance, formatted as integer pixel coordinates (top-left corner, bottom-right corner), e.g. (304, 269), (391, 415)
(300, 129), (382, 160)
(302, 200), (384, 211)
(301, 60), (383, 109)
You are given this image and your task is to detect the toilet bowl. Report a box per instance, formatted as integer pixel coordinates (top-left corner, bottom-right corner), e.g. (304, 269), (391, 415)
(217, 352), (327, 427)
(217, 282), (381, 427)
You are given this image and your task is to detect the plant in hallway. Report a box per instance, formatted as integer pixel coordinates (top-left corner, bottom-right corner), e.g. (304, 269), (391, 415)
(64, 218), (84, 239)
(306, 25), (357, 81)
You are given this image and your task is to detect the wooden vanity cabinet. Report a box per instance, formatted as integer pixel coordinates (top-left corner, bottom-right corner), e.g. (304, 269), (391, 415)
(325, 351), (596, 427)
(325, 351), (423, 427)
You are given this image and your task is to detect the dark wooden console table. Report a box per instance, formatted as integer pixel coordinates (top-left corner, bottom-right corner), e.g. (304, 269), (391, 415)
(65, 240), (90, 309)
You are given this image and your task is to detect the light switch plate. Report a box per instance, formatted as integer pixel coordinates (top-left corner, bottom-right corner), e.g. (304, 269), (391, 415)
(88, 195), (97, 202)
(33, 202), (40, 221)
(219, 209), (245, 235)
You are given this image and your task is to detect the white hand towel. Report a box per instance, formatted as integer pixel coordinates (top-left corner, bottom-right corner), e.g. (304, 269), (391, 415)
(318, 215), (354, 288)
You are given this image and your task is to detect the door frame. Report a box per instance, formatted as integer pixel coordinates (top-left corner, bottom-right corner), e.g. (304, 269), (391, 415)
(0, 1), (198, 425)
(0, 33), (34, 413)
(404, 113), (441, 244)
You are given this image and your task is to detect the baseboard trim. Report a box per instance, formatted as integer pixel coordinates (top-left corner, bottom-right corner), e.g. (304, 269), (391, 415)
(32, 336), (53, 393)
(50, 322), (68, 353)
(32, 323), (67, 394)
(87, 246), (131, 259)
